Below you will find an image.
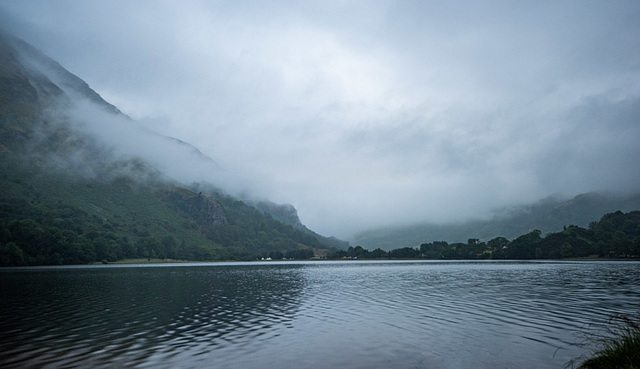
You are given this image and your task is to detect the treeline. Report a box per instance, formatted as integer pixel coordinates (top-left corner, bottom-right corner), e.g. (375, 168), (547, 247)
(0, 179), (325, 266)
(330, 211), (640, 260)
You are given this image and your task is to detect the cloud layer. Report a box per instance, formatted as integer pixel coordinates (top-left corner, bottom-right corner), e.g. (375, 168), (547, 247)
(2, 1), (639, 237)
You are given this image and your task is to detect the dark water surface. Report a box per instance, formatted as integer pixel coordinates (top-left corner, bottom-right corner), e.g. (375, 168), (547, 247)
(1, 260), (638, 368)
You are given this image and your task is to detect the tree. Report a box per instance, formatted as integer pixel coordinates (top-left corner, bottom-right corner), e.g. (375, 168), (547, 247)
(370, 248), (388, 258)
(488, 237), (509, 252)
(505, 230), (541, 259)
(0, 242), (25, 266)
(388, 247), (420, 259)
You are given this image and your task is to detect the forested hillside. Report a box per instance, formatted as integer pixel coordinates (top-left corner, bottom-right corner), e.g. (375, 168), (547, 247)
(352, 192), (640, 250)
(0, 163), (327, 265)
(334, 211), (640, 260)
(0, 32), (339, 266)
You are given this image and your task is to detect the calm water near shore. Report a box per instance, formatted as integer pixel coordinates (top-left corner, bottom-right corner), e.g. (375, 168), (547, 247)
(1, 260), (639, 368)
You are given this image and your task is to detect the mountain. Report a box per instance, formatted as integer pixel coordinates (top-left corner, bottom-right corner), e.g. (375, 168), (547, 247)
(337, 210), (640, 260)
(351, 192), (640, 250)
(0, 32), (342, 266)
(252, 200), (350, 250)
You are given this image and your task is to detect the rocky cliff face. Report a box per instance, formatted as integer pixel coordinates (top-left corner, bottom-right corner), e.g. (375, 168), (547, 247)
(167, 190), (227, 227)
(253, 201), (304, 229)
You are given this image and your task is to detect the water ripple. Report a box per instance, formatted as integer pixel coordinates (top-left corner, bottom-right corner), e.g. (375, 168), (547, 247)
(0, 261), (638, 368)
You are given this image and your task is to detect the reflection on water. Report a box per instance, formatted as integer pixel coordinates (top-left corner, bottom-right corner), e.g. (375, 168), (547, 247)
(0, 261), (638, 368)
(0, 264), (307, 368)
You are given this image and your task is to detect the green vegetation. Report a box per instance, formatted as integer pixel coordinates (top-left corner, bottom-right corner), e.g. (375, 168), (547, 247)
(352, 192), (640, 251)
(331, 211), (640, 260)
(0, 155), (331, 266)
(0, 33), (336, 266)
(571, 313), (640, 369)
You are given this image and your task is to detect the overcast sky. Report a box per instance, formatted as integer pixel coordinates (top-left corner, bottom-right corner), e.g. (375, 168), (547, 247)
(2, 1), (639, 238)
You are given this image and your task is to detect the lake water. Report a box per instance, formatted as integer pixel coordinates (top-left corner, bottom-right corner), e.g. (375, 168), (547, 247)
(1, 260), (638, 368)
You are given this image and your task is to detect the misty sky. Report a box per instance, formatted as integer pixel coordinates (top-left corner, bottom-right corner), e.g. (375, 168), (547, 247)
(1, 1), (639, 238)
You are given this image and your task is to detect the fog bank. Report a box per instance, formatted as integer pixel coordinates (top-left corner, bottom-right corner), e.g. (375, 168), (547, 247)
(2, 1), (639, 237)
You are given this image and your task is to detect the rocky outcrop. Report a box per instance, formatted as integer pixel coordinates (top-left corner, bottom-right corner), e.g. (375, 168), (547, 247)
(254, 201), (304, 230)
(167, 189), (227, 227)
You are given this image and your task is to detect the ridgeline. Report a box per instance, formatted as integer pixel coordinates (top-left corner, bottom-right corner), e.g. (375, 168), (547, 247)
(333, 210), (640, 260)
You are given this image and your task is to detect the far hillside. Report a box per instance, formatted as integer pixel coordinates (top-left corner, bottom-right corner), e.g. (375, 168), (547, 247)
(351, 192), (640, 251)
(334, 210), (640, 260)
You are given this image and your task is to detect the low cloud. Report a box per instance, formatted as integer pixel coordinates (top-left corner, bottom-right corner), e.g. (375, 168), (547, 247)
(2, 1), (639, 238)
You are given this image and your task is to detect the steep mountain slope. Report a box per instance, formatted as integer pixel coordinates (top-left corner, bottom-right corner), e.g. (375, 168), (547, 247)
(252, 200), (350, 250)
(0, 32), (339, 265)
(351, 192), (640, 250)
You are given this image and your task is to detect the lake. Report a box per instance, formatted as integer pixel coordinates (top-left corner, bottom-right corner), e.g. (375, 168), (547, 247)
(1, 260), (638, 368)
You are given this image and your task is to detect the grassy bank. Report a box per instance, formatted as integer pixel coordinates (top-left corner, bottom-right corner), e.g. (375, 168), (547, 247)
(571, 313), (640, 369)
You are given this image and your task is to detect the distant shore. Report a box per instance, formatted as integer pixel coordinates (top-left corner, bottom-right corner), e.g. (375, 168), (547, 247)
(92, 257), (640, 266)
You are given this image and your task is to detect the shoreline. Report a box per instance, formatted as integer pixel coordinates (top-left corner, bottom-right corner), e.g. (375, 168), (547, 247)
(97, 256), (639, 266)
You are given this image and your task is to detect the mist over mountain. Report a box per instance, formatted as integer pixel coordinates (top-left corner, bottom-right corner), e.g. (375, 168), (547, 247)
(1, 22), (639, 265)
(2, 2), (639, 239)
(352, 192), (640, 251)
(0, 32), (341, 265)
